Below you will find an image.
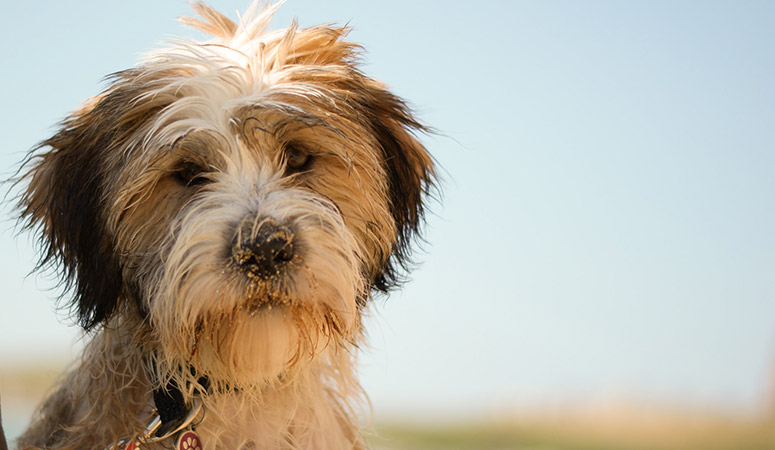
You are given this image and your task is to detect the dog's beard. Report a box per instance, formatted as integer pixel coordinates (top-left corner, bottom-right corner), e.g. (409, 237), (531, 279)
(145, 172), (365, 387)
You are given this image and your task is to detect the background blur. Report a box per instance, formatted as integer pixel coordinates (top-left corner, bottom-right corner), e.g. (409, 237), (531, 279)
(1, 1), (773, 448)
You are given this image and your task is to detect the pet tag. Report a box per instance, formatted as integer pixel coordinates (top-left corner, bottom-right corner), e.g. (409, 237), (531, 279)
(176, 429), (203, 450)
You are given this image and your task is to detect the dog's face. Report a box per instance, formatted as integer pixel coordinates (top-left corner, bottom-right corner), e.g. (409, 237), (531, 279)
(19, 4), (433, 387)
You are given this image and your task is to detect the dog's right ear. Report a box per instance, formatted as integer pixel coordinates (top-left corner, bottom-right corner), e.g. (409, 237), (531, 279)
(18, 95), (124, 330)
(18, 74), (162, 330)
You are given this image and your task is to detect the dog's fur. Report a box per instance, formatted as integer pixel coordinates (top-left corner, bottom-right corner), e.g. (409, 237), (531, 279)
(14, 2), (434, 449)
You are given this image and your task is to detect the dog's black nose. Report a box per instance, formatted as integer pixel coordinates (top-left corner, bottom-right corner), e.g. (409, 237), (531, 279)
(232, 217), (295, 278)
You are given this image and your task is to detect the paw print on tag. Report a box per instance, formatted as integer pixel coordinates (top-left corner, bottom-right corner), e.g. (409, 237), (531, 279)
(176, 430), (203, 450)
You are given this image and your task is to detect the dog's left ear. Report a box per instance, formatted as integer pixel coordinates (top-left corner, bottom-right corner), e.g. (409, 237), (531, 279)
(362, 85), (436, 292)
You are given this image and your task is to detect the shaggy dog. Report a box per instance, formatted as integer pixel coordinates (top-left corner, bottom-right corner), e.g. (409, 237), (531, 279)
(14, 2), (434, 449)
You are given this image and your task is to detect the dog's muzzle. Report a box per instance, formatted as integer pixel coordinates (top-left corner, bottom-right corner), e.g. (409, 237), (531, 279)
(232, 216), (295, 279)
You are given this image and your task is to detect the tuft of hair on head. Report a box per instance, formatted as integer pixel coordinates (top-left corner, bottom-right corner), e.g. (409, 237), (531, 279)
(180, 1), (283, 43)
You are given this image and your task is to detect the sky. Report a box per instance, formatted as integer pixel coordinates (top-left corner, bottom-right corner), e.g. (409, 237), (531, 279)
(0, 0), (773, 422)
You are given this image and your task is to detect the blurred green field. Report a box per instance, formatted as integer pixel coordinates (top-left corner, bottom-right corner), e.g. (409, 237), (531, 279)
(368, 413), (774, 450)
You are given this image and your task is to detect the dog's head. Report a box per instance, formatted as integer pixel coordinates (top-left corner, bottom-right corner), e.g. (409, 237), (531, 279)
(19, 3), (434, 387)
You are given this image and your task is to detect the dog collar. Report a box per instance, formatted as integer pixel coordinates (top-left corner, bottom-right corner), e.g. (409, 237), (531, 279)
(118, 397), (203, 450)
(112, 371), (208, 450)
(152, 374), (209, 436)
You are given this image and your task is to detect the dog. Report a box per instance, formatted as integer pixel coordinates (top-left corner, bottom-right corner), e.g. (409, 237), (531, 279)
(14, 2), (434, 449)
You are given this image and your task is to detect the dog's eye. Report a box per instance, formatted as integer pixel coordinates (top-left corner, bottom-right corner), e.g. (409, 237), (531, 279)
(173, 160), (210, 187)
(285, 146), (311, 172)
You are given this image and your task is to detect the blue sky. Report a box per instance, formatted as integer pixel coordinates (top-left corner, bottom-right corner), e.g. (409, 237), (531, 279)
(1, 0), (773, 419)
